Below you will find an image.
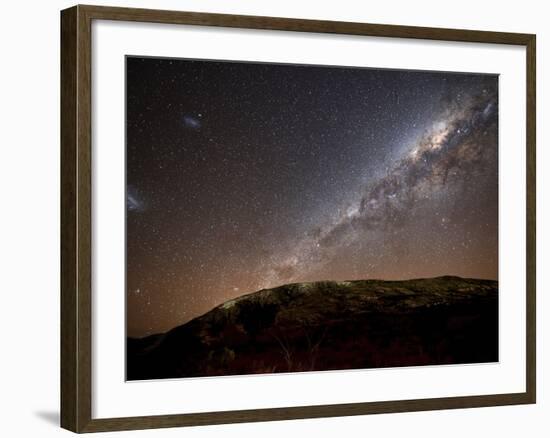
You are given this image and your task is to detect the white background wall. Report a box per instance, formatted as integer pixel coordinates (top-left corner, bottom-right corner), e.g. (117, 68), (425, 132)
(0, 0), (546, 436)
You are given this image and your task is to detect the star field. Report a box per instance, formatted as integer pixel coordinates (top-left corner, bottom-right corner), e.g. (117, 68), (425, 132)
(126, 57), (498, 337)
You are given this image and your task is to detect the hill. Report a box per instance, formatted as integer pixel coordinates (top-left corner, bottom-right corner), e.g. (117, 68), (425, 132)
(127, 276), (498, 380)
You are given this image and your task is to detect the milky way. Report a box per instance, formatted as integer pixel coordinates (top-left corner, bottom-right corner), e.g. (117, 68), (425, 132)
(261, 88), (498, 288)
(126, 57), (498, 337)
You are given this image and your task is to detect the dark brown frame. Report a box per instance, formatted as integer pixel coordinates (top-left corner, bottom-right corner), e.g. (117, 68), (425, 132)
(61, 4), (536, 433)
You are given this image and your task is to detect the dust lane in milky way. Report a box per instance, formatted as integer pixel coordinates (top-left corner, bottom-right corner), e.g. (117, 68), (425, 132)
(126, 57), (498, 337)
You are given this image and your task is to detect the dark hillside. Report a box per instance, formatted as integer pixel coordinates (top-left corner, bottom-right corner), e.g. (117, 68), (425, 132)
(127, 276), (498, 380)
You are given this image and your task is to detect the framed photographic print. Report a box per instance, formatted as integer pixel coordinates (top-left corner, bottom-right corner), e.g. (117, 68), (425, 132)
(60, 4), (536, 433)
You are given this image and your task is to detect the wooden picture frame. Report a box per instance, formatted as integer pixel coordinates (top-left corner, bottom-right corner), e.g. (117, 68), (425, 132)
(61, 4), (536, 433)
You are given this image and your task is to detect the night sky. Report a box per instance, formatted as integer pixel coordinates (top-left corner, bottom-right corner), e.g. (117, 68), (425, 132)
(126, 56), (498, 337)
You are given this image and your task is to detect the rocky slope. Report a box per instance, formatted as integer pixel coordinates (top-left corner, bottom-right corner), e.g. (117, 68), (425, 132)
(127, 276), (498, 380)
